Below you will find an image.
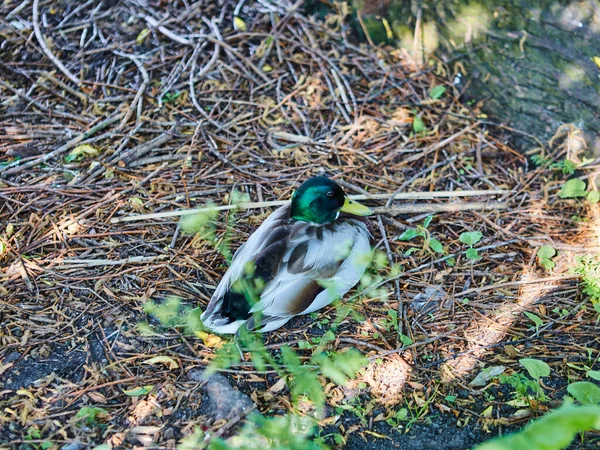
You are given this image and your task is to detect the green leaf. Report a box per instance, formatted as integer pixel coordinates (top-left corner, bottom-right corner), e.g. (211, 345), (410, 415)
(26, 427), (41, 439)
(395, 408), (408, 420)
(74, 406), (109, 426)
(568, 382), (600, 406)
(429, 85), (447, 99)
(537, 246), (556, 259)
(313, 349), (368, 386)
(588, 191), (600, 203)
(180, 204), (219, 234)
(65, 144), (99, 163)
(459, 231), (483, 246)
(562, 159), (577, 175)
(281, 345), (326, 408)
(136, 28), (150, 45)
(428, 238), (444, 254)
(399, 333), (413, 346)
(524, 311), (544, 328)
(123, 385), (154, 396)
(297, 340), (312, 350)
(413, 115), (426, 133)
(222, 415), (322, 450)
(587, 371), (600, 381)
(280, 345), (301, 370)
(398, 228), (420, 241)
(423, 215), (434, 228)
(519, 358), (550, 380)
(321, 330), (335, 344)
(558, 179), (587, 199)
(465, 248), (479, 260)
(474, 402), (600, 450)
(540, 258), (556, 271)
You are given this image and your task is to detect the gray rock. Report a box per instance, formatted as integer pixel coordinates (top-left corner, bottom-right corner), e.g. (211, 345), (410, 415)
(6, 352), (21, 363)
(188, 369), (256, 421)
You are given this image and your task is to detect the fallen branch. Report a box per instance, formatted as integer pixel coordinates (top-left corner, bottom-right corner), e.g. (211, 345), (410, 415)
(109, 189), (507, 223)
(56, 255), (166, 268)
(375, 201), (508, 216)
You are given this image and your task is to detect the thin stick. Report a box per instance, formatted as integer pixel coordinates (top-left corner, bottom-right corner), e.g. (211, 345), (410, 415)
(41, 71), (87, 104)
(459, 274), (579, 296)
(374, 201), (508, 216)
(356, 11), (374, 46)
(115, 52), (149, 129)
(32, 0), (80, 85)
(206, 36), (271, 83)
(109, 189), (507, 223)
(57, 255), (166, 268)
(144, 15), (193, 46)
(0, 79), (49, 112)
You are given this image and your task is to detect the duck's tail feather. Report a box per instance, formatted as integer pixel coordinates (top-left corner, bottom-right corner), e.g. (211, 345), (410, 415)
(200, 309), (245, 334)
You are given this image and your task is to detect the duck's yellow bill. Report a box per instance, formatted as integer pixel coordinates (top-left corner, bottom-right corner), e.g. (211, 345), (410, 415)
(340, 197), (372, 216)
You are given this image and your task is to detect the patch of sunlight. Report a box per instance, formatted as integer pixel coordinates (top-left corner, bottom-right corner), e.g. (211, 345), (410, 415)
(593, 135), (600, 156)
(441, 267), (559, 383)
(58, 216), (82, 235)
(362, 357), (411, 405)
(446, 3), (492, 46)
(558, 1), (590, 31)
(549, 124), (588, 162)
(591, 4), (600, 33)
(589, 203), (600, 249)
(394, 21), (439, 64)
(559, 64), (586, 90)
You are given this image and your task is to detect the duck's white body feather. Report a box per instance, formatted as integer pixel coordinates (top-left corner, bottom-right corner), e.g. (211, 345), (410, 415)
(201, 205), (372, 334)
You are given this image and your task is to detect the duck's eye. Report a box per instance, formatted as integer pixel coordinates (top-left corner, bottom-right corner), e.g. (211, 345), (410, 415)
(326, 190), (335, 197)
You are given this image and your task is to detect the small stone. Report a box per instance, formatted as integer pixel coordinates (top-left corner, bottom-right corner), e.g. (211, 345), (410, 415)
(6, 352), (21, 363)
(189, 369), (256, 421)
(163, 427), (177, 440)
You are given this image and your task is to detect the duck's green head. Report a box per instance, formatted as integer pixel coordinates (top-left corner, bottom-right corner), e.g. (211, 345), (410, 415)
(290, 176), (372, 224)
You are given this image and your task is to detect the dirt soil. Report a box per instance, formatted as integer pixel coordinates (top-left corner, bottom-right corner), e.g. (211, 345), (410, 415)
(1, 0), (600, 449)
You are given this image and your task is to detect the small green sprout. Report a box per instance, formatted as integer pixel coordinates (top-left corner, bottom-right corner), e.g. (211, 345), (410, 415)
(459, 231), (482, 260)
(531, 154), (577, 175)
(498, 358), (550, 403)
(537, 245), (556, 271)
(398, 216), (445, 255)
(524, 311), (544, 331)
(412, 114), (426, 133)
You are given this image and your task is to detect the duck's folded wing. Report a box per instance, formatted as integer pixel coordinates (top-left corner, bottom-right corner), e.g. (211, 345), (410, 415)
(248, 221), (372, 332)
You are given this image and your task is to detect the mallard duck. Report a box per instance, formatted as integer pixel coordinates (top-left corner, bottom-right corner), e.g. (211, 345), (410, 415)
(201, 176), (373, 334)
